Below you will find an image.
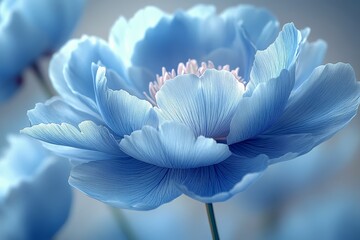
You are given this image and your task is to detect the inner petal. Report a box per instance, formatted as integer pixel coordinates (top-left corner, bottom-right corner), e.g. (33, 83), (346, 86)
(154, 62), (245, 138)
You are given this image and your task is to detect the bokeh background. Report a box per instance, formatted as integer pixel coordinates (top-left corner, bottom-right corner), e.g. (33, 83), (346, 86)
(1, 0), (359, 239)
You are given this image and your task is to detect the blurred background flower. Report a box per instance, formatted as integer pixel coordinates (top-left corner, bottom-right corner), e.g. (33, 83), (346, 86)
(0, 1), (84, 235)
(0, 0), (85, 101)
(0, 135), (72, 239)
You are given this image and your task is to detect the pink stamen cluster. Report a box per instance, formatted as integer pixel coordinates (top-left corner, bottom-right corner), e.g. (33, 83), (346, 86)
(145, 59), (243, 105)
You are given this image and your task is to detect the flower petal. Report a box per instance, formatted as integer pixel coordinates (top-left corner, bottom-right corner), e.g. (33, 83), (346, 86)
(69, 159), (181, 210)
(27, 97), (102, 126)
(295, 39), (327, 88)
(268, 63), (360, 137)
(21, 121), (125, 157)
(204, 28), (256, 81)
(127, 66), (156, 98)
(109, 6), (167, 67)
(42, 144), (118, 164)
(229, 133), (313, 162)
(177, 154), (268, 202)
(49, 38), (84, 104)
(49, 36), (130, 115)
(247, 23), (301, 93)
(129, 7), (250, 78)
(94, 66), (157, 137)
(186, 4), (216, 19)
(63, 36), (127, 103)
(120, 122), (231, 168)
(129, 11), (207, 74)
(231, 64), (360, 162)
(156, 69), (245, 138)
(221, 5), (279, 50)
(227, 69), (294, 144)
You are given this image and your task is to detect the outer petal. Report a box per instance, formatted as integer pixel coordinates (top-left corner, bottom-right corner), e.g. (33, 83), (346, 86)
(156, 69), (245, 138)
(27, 97), (102, 126)
(294, 39), (327, 88)
(177, 154), (268, 202)
(187, 4), (216, 19)
(129, 10), (210, 74)
(109, 6), (167, 67)
(120, 122), (231, 168)
(228, 69), (294, 144)
(49, 38), (83, 104)
(231, 64), (360, 162)
(49, 36), (129, 114)
(267, 63), (360, 137)
(94, 66), (157, 137)
(247, 23), (301, 93)
(112, 5), (275, 90)
(128, 6), (254, 79)
(229, 133), (313, 162)
(69, 158), (181, 210)
(221, 4), (279, 50)
(21, 121), (125, 157)
(42, 144), (120, 164)
(63, 36), (127, 104)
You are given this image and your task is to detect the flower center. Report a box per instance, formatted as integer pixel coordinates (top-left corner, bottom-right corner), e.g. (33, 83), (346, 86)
(144, 59), (243, 105)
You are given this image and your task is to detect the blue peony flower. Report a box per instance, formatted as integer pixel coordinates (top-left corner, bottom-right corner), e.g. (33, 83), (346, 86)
(22, 5), (360, 210)
(0, 135), (72, 239)
(0, 0), (85, 101)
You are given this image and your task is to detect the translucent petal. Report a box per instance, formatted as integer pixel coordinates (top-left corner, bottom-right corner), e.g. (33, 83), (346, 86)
(295, 39), (327, 89)
(247, 23), (301, 93)
(221, 4), (279, 50)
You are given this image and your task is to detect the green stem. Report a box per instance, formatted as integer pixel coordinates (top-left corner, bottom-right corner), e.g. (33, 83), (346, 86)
(205, 203), (220, 240)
